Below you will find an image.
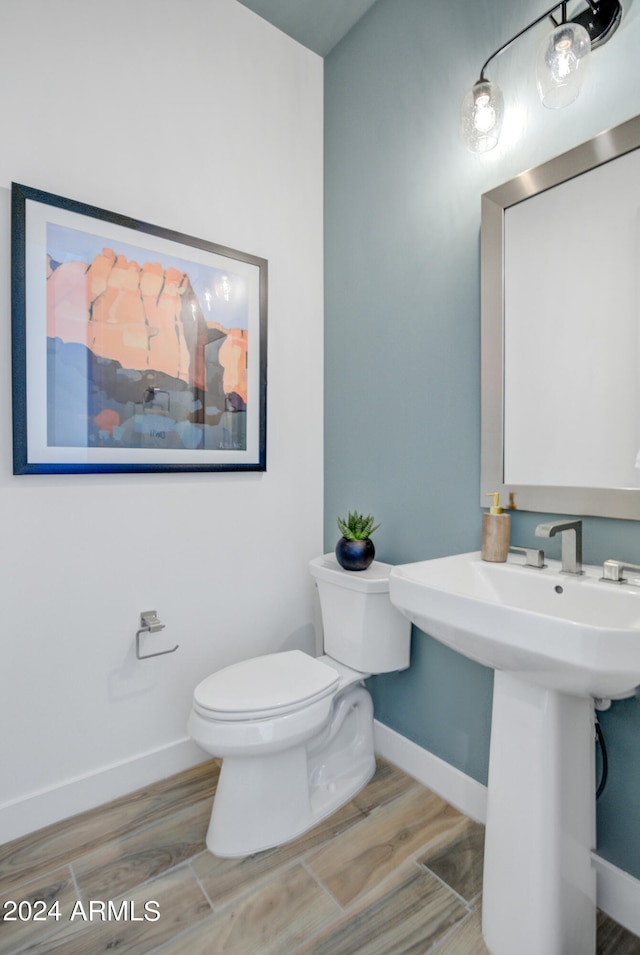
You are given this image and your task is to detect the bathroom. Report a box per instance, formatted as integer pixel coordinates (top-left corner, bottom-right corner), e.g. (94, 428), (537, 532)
(1, 0), (640, 950)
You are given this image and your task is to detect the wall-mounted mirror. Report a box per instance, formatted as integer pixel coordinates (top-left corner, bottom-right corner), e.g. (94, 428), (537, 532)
(481, 113), (640, 520)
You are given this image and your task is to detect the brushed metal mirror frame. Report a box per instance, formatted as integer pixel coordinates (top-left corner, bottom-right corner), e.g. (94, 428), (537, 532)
(481, 112), (640, 520)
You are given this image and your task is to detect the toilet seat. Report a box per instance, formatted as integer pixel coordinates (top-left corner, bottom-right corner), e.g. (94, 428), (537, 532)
(193, 650), (340, 721)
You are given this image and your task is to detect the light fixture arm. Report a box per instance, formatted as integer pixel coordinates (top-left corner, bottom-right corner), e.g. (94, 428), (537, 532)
(548, 2), (568, 29)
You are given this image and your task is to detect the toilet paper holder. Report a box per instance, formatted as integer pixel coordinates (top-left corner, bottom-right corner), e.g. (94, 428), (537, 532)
(136, 610), (179, 660)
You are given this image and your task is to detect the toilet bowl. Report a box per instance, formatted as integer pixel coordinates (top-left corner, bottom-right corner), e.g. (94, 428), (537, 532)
(188, 554), (411, 858)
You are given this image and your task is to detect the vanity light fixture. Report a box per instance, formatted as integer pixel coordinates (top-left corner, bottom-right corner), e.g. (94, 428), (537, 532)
(461, 0), (622, 152)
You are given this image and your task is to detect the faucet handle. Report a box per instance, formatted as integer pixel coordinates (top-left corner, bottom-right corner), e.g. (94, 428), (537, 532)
(601, 559), (640, 583)
(509, 545), (546, 569)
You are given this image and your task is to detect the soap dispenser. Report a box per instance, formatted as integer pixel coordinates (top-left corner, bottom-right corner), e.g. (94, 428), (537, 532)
(481, 492), (510, 562)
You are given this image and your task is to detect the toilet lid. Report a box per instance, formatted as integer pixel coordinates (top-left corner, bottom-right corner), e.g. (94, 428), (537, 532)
(193, 650), (340, 720)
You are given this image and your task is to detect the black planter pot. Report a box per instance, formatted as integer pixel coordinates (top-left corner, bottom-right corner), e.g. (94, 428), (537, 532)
(335, 536), (375, 571)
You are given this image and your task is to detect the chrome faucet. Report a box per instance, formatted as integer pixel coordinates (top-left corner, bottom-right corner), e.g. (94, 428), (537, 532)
(535, 519), (584, 575)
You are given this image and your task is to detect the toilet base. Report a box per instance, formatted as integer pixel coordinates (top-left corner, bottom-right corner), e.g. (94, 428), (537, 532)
(206, 685), (375, 857)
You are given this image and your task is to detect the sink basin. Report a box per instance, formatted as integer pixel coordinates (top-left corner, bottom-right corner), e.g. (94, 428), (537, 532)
(389, 551), (640, 698)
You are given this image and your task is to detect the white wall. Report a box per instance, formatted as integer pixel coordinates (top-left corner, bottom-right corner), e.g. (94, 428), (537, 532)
(0, 0), (324, 841)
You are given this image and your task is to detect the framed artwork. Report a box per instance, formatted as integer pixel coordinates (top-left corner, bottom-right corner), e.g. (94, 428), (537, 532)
(11, 183), (267, 474)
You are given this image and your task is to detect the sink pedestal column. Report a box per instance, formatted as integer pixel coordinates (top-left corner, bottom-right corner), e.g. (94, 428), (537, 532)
(482, 671), (596, 955)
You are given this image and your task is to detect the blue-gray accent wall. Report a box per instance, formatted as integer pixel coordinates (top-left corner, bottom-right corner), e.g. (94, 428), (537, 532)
(324, 0), (640, 879)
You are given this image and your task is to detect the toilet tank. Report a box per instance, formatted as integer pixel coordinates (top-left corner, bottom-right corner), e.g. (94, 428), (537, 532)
(309, 554), (411, 673)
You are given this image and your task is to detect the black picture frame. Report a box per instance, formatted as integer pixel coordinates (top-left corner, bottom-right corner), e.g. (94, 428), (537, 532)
(11, 183), (267, 474)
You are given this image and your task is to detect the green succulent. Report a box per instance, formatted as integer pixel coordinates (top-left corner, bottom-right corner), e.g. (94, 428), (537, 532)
(337, 510), (380, 541)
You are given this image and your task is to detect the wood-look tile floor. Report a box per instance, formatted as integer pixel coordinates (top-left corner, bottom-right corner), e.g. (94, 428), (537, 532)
(1, 757), (639, 954)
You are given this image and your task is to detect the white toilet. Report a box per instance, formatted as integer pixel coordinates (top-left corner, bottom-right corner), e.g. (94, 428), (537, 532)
(188, 553), (411, 857)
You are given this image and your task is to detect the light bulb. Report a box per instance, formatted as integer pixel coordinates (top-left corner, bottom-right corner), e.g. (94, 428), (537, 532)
(537, 21), (591, 109)
(461, 80), (504, 153)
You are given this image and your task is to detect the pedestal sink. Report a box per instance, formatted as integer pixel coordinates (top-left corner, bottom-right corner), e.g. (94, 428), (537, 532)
(388, 552), (640, 955)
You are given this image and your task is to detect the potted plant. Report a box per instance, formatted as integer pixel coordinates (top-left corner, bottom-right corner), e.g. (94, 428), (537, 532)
(335, 510), (380, 571)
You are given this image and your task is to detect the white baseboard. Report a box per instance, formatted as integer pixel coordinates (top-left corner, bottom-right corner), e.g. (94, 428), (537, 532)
(373, 719), (488, 823)
(593, 854), (640, 937)
(373, 719), (640, 936)
(0, 737), (207, 845)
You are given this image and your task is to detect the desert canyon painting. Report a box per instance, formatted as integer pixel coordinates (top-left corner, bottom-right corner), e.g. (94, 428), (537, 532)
(45, 223), (249, 453)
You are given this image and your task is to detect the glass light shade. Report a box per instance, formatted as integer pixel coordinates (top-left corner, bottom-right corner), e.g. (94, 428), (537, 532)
(461, 80), (504, 153)
(536, 21), (591, 109)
